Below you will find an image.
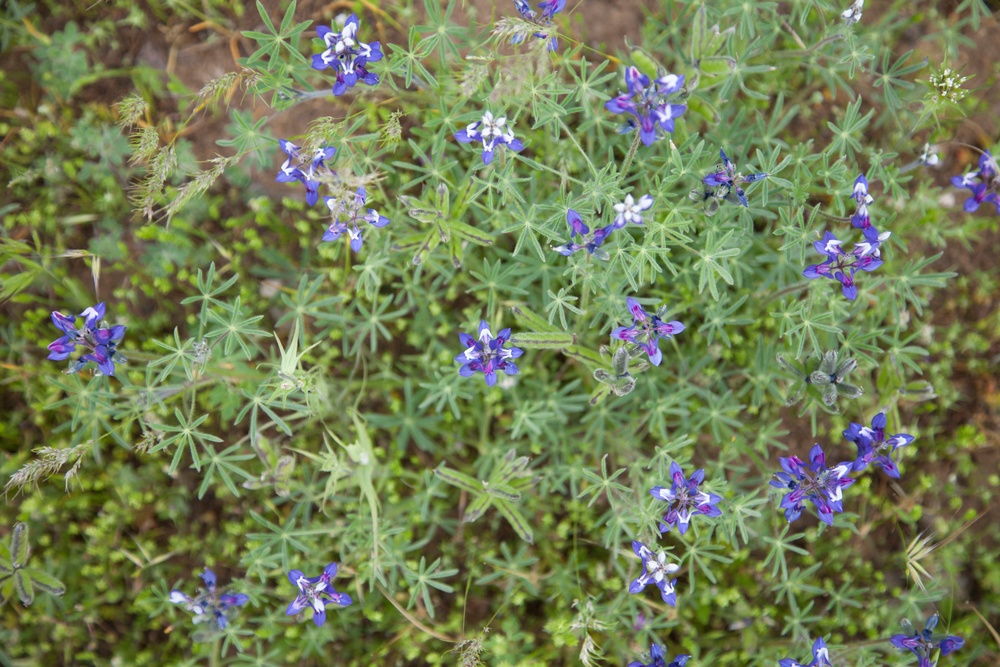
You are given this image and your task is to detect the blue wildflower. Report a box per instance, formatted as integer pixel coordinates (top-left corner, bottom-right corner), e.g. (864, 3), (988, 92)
(628, 541), (679, 606)
(454, 111), (525, 165)
(169, 568), (249, 632)
(770, 444), (854, 525)
(650, 462), (723, 535)
(890, 614), (964, 667)
(509, 0), (566, 51)
(628, 642), (691, 667)
(312, 14), (383, 96)
(701, 149), (770, 208)
(286, 562), (353, 627)
(552, 209), (614, 260)
(455, 320), (524, 387)
(611, 297), (685, 367)
(850, 174), (874, 229)
(844, 412), (915, 478)
(275, 140), (337, 206)
(47, 302), (126, 376)
(605, 66), (686, 146)
(779, 637), (832, 667)
(322, 186), (390, 252)
(951, 150), (999, 214)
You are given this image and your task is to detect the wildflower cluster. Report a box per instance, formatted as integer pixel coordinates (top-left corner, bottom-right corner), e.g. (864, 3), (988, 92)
(274, 140), (336, 206)
(928, 67), (970, 104)
(454, 111), (525, 165)
(951, 150), (999, 214)
(628, 540), (679, 606)
(454, 321), (524, 387)
(286, 562), (353, 626)
(322, 187), (391, 251)
(698, 149), (770, 209)
(844, 411), (915, 478)
(605, 66), (687, 146)
(803, 174), (889, 300)
(47, 302), (126, 376)
(169, 569), (248, 632)
(611, 297), (685, 366)
(628, 642), (690, 667)
(650, 462), (722, 535)
(553, 193), (653, 260)
(311, 14), (383, 96)
(771, 444), (854, 525)
(510, 0), (566, 51)
(890, 614), (965, 667)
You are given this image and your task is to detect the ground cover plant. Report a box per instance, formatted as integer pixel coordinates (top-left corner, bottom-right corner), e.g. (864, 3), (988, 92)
(1, 0), (1000, 665)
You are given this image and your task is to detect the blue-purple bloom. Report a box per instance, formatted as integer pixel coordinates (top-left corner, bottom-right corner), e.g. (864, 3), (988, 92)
(701, 149), (770, 208)
(553, 209), (614, 260)
(169, 568), (249, 632)
(455, 320), (524, 387)
(890, 614), (964, 667)
(951, 149), (999, 214)
(322, 186), (390, 252)
(47, 302), (126, 376)
(611, 297), (685, 367)
(770, 444), (854, 525)
(628, 642), (691, 667)
(510, 0), (566, 51)
(628, 541), (679, 606)
(454, 111), (525, 165)
(275, 140), (336, 206)
(650, 462), (723, 535)
(286, 562), (353, 627)
(312, 14), (383, 96)
(843, 412), (915, 478)
(779, 637), (832, 667)
(605, 66), (687, 146)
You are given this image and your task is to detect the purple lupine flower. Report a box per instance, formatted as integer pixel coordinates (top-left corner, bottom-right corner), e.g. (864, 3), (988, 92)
(951, 149), (1000, 215)
(509, 0), (566, 51)
(312, 14), (383, 96)
(275, 140), (337, 206)
(605, 66), (687, 146)
(286, 562), (353, 627)
(321, 186), (390, 252)
(841, 0), (864, 24)
(455, 320), (524, 387)
(628, 541), (679, 606)
(47, 302), (127, 376)
(890, 614), (964, 667)
(650, 462), (723, 535)
(844, 412), (915, 478)
(169, 568), (249, 632)
(454, 111), (525, 165)
(701, 149), (770, 208)
(803, 231), (873, 301)
(770, 444), (854, 525)
(612, 193), (654, 228)
(850, 174), (875, 229)
(552, 209), (614, 260)
(628, 642), (691, 667)
(779, 637), (833, 667)
(611, 297), (685, 366)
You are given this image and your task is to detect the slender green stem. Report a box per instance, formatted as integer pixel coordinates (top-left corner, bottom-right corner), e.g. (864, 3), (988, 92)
(618, 131), (643, 186)
(557, 116), (597, 177)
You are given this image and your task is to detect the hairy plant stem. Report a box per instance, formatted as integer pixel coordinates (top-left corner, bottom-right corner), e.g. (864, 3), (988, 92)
(619, 131), (643, 186)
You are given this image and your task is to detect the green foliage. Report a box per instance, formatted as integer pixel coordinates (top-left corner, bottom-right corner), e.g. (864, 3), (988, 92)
(2, 0), (999, 665)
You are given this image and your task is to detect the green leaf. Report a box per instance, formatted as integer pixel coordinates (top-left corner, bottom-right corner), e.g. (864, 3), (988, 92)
(11, 522), (29, 568)
(0, 558), (13, 577)
(14, 570), (34, 606)
(508, 332), (577, 349)
(494, 499), (534, 544)
(448, 220), (493, 246)
(433, 466), (481, 494)
(24, 568), (65, 596)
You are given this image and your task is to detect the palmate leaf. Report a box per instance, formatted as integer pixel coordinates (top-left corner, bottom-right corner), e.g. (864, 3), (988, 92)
(23, 568), (65, 597)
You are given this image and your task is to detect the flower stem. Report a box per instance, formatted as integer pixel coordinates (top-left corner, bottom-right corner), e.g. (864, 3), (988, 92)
(619, 131), (642, 186)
